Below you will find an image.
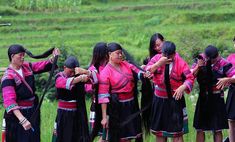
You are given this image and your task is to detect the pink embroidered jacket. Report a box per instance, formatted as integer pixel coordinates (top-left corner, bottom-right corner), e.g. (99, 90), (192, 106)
(98, 61), (142, 104)
(192, 55), (235, 94)
(146, 53), (194, 98)
(227, 53), (235, 66)
(1, 60), (53, 113)
(85, 65), (104, 94)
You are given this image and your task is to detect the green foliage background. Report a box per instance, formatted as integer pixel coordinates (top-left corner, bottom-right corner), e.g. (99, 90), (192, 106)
(0, 0), (234, 141)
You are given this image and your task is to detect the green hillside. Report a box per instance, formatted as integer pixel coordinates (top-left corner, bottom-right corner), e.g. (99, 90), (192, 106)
(0, 0), (234, 141)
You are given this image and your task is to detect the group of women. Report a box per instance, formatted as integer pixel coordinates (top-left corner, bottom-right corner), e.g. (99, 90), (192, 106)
(1, 34), (235, 142)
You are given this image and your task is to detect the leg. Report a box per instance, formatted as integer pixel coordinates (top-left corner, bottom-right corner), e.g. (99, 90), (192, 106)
(173, 136), (184, 142)
(213, 131), (222, 142)
(156, 136), (167, 142)
(229, 120), (235, 142)
(98, 136), (103, 142)
(196, 131), (205, 142)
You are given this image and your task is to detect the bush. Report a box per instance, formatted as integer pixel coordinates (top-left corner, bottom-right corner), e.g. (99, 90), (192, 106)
(0, 6), (20, 16)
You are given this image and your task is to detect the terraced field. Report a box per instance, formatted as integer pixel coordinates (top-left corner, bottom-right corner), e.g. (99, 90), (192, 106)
(0, 0), (234, 141)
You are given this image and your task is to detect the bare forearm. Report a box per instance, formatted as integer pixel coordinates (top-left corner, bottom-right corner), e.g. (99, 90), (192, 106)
(192, 65), (200, 76)
(101, 103), (107, 119)
(149, 62), (160, 73)
(72, 76), (81, 84)
(13, 109), (25, 121)
(229, 77), (235, 83)
(71, 75), (88, 84)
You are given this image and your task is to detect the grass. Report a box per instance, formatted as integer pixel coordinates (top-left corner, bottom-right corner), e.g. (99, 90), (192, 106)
(0, 0), (235, 141)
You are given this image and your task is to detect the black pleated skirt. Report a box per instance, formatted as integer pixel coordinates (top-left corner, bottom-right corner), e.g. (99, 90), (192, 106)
(55, 109), (89, 142)
(150, 95), (188, 137)
(4, 105), (40, 142)
(118, 99), (142, 139)
(193, 93), (228, 131)
(226, 85), (235, 120)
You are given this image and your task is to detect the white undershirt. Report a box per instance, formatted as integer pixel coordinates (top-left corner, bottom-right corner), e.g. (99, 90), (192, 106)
(15, 68), (23, 78)
(169, 62), (173, 73)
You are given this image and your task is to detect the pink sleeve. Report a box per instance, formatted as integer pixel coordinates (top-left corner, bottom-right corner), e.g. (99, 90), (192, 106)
(85, 84), (93, 94)
(1, 75), (20, 113)
(145, 54), (160, 71)
(225, 64), (235, 78)
(85, 71), (98, 93)
(227, 54), (235, 64)
(85, 66), (99, 93)
(182, 62), (194, 94)
(127, 62), (141, 73)
(31, 60), (53, 73)
(98, 69), (110, 104)
(55, 75), (74, 90)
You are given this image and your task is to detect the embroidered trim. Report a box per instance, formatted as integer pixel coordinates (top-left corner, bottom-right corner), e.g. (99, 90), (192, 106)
(98, 94), (110, 99)
(6, 104), (18, 113)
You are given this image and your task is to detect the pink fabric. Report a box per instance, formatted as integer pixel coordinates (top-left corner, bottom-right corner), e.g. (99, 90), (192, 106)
(146, 53), (194, 97)
(2, 86), (19, 113)
(21, 62), (33, 76)
(227, 53), (235, 66)
(98, 61), (141, 103)
(212, 57), (235, 78)
(1, 67), (26, 113)
(85, 65), (105, 94)
(31, 60), (50, 72)
(1, 61), (52, 113)
(55, 72), (74, 90)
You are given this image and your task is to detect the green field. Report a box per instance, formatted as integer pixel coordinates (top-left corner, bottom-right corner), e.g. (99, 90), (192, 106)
(0, 0), (234, 141)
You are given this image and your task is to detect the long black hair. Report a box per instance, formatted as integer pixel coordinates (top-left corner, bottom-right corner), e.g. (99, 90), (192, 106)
(8, 44), (54, 61)
(90, 42), (108, 141)
(90, 42), (108, 72)
(204, 45), (218, 96)
(149, 33), (164, 59)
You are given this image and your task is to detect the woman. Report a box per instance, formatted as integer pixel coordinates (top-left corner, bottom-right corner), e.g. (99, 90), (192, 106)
(146, 41), (194, 142)
(1, 44), (59, 142)
(226, 36), (235, 142)
(52, 56), (96, 142)
(84, 42), (108, 141)
(192, 45), (235, 142)
(143, 33), (164, 66)
(98, 42), (148, 142)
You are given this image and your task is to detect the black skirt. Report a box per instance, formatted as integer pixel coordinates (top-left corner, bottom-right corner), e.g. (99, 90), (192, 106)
(150, 95), (188, 137)
(118, 99), (142, 139)
(55, 109), (89, 142)
(226, 85), (235, 120)
(4, 105), (40, 142)
(193, 92), (228, 131)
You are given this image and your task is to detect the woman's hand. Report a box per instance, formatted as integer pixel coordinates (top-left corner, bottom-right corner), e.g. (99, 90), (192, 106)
(53, 48), (60, 56)
(49, 48), (60, 63)
(216, 77), (231, 90)
(75, 67), (88, 75)
(78, 74), (89, 82)
(197, 59), (205, 67)
(143, 71), (152, 79)
(173, 84), (187, 100)
(101, 117), (108, 128)
(147, 57), (172, 73)
(19, 117), (32, 131)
